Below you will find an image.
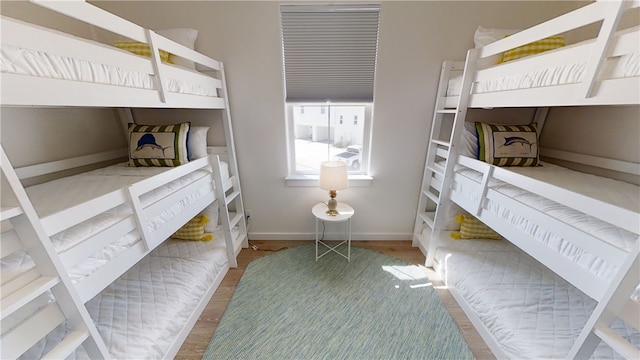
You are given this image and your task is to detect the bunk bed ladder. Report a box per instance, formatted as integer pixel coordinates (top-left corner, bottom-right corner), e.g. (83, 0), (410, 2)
(216, 63), (248, 266)
(568, 242), (640, 359)
(0, 146), (109, 359)
(414, 53), (478, 266)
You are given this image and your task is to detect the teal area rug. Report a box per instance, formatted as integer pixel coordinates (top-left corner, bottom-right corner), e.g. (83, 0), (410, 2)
(203, 245), (474, 360)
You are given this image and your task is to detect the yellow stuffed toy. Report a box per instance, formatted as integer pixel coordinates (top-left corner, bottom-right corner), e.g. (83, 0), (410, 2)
(173, 214), (213, 241)
(451, 214), (501, 240)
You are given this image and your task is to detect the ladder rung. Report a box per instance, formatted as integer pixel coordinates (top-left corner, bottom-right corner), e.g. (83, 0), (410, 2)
(435, 147), (449, 159)
(621, 298), (640, 331)
(225, 190), (240, 205)
(1, 276), (59, 320)
(594, 325), (640, 360)
(232, 228), (247, 256)
(419, 212), (435, 229)
(1, 229), (24, 258)
(228, 212), (243, 228)
(431, 139), (450, 147)
(427, 162), (445, 176)
(423, 189), (439, 204)
(222, 176), (235, 192)
(1, 206), (24, 221)
(431, 177), (443, 192)
(42, 329), (89, 360)
(2, 268), (40, 297)
(436, 109), (457, 114)
(1, 302), (65, 359)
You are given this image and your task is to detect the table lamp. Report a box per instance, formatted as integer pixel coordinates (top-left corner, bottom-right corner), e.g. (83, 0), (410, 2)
(319, 160), (348, 216)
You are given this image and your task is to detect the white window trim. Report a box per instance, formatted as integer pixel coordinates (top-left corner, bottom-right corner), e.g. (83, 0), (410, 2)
(285, 174), (373, 187)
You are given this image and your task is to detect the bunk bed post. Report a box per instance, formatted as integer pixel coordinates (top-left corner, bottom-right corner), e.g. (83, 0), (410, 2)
(117, 108), (136, 135)
(0, 146), (110, 359)
(532, 107), (549, 140)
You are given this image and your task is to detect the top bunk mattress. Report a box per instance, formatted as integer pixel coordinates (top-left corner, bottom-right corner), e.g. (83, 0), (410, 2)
(1, 44), (217, 97)
(446, 51), (639, 96)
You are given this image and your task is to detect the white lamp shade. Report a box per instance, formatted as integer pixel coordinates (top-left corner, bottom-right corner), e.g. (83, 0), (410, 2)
(319, 161), (348, 190)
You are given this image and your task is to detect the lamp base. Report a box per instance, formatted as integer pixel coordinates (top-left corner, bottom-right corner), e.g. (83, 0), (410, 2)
(326, 194), (338, 216)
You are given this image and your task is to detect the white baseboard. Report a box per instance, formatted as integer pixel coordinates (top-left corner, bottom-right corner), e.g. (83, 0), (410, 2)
(248, 232), (413, 241)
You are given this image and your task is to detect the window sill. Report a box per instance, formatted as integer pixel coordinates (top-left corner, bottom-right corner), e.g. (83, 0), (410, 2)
(285, 174), (373, 187)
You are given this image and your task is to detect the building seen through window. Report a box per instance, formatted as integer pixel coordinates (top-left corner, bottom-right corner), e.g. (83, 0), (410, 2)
(290, 104), (366, 173)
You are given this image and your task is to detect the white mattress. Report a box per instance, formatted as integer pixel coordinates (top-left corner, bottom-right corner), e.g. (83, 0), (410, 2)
(1, 44), (217, 97)
(434, 239), (640, 359)
(11, 161), (228, 285)
(17, 231), (229, 360)
(446, 52), (639, 96)
(452, 161), (639, 280)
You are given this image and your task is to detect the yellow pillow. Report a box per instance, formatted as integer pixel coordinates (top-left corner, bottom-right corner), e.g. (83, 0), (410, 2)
(173, 214), (213, 241)
(115, 40), (171, 63)
(501, 35), (564, 63)
(451, 214), (501, 240)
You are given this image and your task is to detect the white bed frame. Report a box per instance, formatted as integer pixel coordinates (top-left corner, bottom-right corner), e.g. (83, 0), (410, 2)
(1, 1), (247, 358)
(414, 1), (640, 358)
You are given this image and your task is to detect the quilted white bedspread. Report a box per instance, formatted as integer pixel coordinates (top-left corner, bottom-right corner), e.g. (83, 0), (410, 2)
(434, 240), (640, 359)
(17, 233), (229, 359)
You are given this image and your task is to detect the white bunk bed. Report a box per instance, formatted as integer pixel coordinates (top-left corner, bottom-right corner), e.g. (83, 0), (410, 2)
(1, 1), (247, 359)
(414, 1), (640, 358)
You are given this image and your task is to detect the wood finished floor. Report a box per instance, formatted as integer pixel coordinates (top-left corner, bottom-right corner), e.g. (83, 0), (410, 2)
(175, 240), (495, 360)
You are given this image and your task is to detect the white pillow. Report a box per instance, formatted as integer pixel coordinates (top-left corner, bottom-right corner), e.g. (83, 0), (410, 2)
(458, 126), (478, 159)
(473, 26), (520, 48)
(202, 203), (220, 233)
(188, 126), (209, 160)
(156, 28), (198, 69)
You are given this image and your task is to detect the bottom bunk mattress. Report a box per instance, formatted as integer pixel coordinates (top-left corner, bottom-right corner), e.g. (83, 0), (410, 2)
(16, 230), (229, 359)
(433, 238), (640, 359)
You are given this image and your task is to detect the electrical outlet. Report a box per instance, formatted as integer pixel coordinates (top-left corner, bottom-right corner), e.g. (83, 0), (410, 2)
(245, 210), (252, 220)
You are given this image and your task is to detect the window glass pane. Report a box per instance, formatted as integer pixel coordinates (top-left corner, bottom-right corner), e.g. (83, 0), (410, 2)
(292, 104), (366, 173)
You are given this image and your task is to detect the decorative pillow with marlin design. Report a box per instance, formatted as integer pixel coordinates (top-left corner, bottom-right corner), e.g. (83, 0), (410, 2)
(476, 122), (539, 167)
(128, 122), (190, 167)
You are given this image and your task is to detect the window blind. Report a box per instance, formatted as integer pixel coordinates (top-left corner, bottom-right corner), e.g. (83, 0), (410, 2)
(281, 4), (380, 102)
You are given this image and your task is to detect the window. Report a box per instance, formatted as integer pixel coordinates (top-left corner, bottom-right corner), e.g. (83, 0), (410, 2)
(281, 4), (380, 178)
(286, 103), (371, 174)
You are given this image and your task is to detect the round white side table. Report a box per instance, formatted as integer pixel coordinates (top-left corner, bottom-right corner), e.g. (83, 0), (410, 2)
(312, 202), (354, 262)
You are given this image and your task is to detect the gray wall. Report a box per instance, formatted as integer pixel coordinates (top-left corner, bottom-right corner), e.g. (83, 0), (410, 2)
(4, 1), (636, 240)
